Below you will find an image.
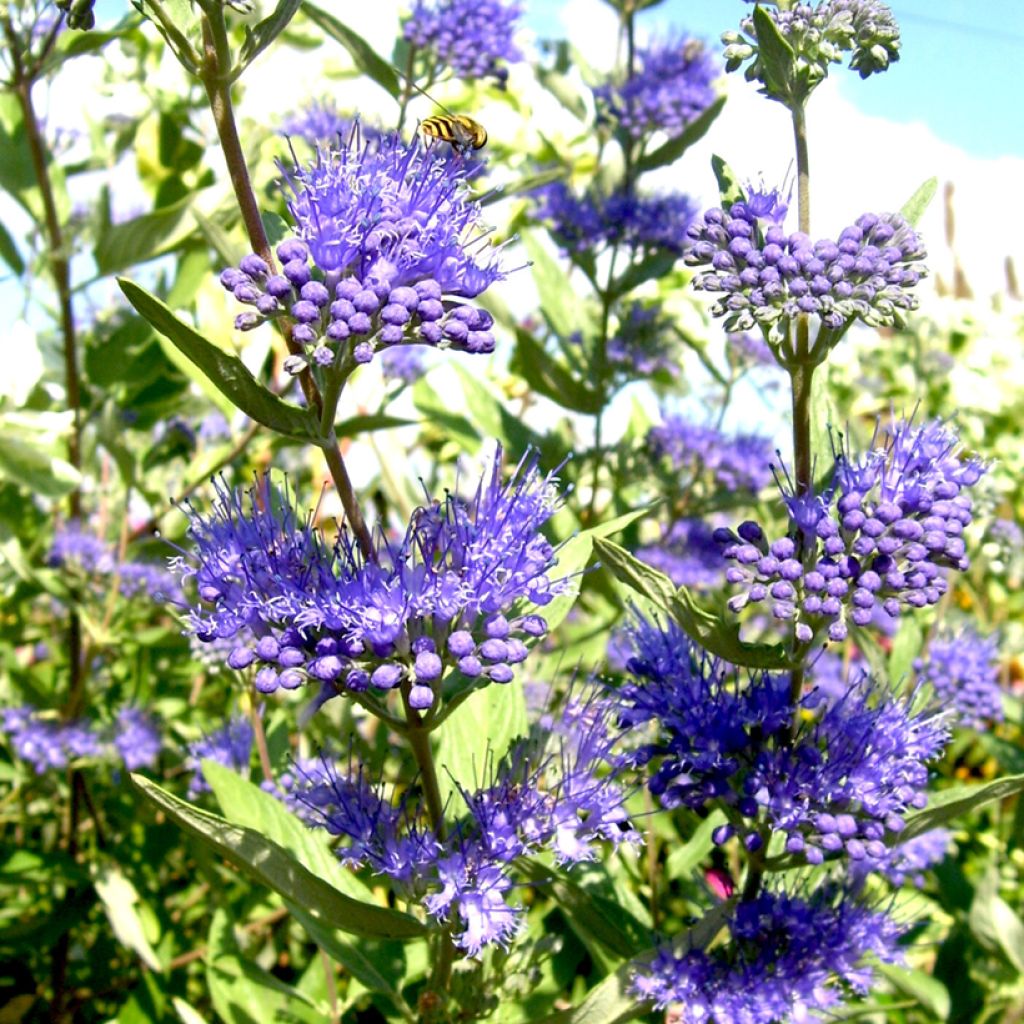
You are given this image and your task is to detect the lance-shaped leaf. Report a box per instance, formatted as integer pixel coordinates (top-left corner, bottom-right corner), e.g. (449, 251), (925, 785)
(595, 538), (791, 669)
(897, 773), (1024, 843)
(238, 0), (303, 71)
(118, 279), (320, 442)
(303, 3), (400, 97)
(899, 177), (938, 228)
(636, 95), (726, 173)
(711, 154), (745, 208)
(130, 774), (426, 940)
(511, 329), (604, 415)
(752, 5), (796, 102)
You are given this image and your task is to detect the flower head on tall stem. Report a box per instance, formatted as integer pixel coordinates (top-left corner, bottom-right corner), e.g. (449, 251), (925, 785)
(219, 131), (505, 375)
(632, 883), (903, 1020)
(403, 0), (523, 84)
(715, 415), (986, 643)
(175, 448), (566, 712)
(594, 36), (719, 140)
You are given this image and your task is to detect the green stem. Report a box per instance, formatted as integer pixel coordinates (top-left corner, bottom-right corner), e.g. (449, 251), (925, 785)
(395, 44), (417, 134)
(4, 21), (84, 719)
(195, 7), (375, 561)
(402, 694), (457, 998)
(791, 101), (810, 235)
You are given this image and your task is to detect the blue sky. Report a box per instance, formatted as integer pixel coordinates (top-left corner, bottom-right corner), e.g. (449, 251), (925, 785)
(525, 1), (1024, 159)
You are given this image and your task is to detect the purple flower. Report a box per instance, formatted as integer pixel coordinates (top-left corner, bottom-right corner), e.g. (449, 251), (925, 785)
(648, 415), (775, 493)
(632, 885), (903, 1020)
(637, 519), (726, 589)
(717, 416), (986, 643)
(176, 448), (565, 710)
(594, 37), (719, 140)
(403, 0), (522, 82)
(49, 524), (116, 574)
(187, 716), (255, 796)
(533, 182), (697, 258)
(1, 706), (103, 774)
(380, 345), (427, 384)
(617, 615), (949, 863)
(858, 828), (952, 888)
(915, 627), (1003, 728)
(221, 132), (504, 373)
(117, 561), (184, 604)
(278, 101), (381, 148)
(685, 204), (926, 342)
(722, 0), (901, 90)
(114, 708), (162, 771)
(290, 684), (634, 955)
(606, 302), (680, 381)
(726, 330), (776, 369)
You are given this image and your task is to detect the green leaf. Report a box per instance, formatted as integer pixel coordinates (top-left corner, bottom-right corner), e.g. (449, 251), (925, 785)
(261, 211), (290, 248)
(118, 279), (319, 442)
(335, 413), (416, 438)
(202, 761), (373, 898)
(636, 95), (726, 173)
(752, 5), (796, 101)
(93, 860), (162, 971)
(192, 209), (245, 269)
(302, 4), (400, 97)
(0, 432), (80, 497)
(239, 0), (303, 70)
(511, 329), (604, 415)
(287, 906), (415, 1022)
(609, 250), (679, 301)
(888, 616), (923, 683)
(665, 809), (728, 881)
(595, 538), (791, 670)
(522, 231), (588, 340)
(0, 218), (24, 275)
(899, 773), (1024, 843)
(969, 867), (1024, 973)
(900, 177), (938, 228)
(536, 505), (652, 635)
(877, 964), (950, 1020)
(519, 859), (649, 961)
(434, 683), (528, 813)
(711, 154), (745, 207)
(93, 194), (195, 274)
(130, 774), (426, 940)
(206, 909), (319, 1024)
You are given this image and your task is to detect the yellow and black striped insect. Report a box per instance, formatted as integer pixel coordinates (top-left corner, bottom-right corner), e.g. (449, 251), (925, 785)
(419, 112), (488, 154)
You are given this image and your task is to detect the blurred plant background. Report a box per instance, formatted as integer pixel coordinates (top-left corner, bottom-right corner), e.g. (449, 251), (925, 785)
(0, 0), (1022, 1022)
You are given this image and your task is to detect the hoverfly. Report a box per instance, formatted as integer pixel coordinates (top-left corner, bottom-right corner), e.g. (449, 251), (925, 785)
(396, 71), (489, 155)
(419, 112), (488, 154)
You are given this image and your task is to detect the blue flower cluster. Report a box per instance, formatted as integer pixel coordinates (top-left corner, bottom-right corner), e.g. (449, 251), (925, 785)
(278, 689), (635, 955)
(647, 415), (775, 494)
(853, 827), (952, 889)
(716, 417), (986, 643)
(186, 715), (255, 796)
(637, 518), (726, 589)
(2, 705), (161, 775)
(617, 616), (949, 864)
(48, 525), (182, 604)
(605, 302), (680, 381)
(278, 100), (381, 148)
(220, 133), (504, 374)
(593, 37), (719, 140)
(915, 626), (1003, 728)
(632, 885), (902, 1021)
(532, 182), (697, 258)
(722, 0), (901, 87)
(403, 0), (522, 83)
(684, 201), (926, 343)
(175, 449), (565, 710)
